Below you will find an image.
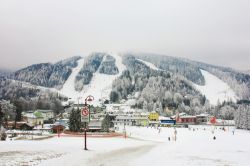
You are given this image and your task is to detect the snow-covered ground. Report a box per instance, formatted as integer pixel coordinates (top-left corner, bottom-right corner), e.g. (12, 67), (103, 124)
(137, 59), (161, 71)
(194, 69), (237, 105)
(1, 126), (250, 166)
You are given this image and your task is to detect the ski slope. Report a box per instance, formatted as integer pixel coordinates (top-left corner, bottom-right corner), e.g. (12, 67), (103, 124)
(59, 53), (126, 105)
(137, 59), (161, 71)
(194, 69), (237, 105)
(81, 53), (126, 105)
(59, 58), (85, 101)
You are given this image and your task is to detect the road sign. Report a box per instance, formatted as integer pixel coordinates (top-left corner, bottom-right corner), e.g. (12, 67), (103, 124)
(81, 107), (89, 122)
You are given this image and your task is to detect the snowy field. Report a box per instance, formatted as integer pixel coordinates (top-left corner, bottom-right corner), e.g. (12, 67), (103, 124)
(1, 126), (250, 166)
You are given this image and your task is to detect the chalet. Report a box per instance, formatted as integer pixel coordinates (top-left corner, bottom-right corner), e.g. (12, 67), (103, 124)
(5, 121), (34, 130)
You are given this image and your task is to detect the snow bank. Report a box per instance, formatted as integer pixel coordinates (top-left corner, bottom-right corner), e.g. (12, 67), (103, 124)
(194, 69), (237, 105)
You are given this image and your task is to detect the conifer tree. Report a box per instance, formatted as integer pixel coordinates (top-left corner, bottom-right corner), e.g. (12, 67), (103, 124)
(69, 108), (82, 132)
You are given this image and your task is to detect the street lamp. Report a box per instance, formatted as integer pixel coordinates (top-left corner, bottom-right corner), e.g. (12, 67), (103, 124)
(83, 95), (94, 150)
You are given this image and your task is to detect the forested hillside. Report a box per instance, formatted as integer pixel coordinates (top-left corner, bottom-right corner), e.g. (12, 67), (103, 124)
(13, 56), (81, 89)
(74, 53), (104, 91)
(110, 55), (208, 116)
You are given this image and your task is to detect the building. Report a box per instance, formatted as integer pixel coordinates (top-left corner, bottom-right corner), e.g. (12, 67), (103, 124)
(23, 112), (44, 126)
(175, 112), (197, 125)
(113, 113), (149, 127)
(88, 120), (103, 132)
(37, 110), (55, 121)
(159, 117), (176, 126)
(113, 116), (134, 126)
(149, 111), (159, 121)
(5, 121), (34, 130)
(196, 113), (210, 124)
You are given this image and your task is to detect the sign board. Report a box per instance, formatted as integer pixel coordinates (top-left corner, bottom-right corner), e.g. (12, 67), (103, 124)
(81, 106), (90, 123)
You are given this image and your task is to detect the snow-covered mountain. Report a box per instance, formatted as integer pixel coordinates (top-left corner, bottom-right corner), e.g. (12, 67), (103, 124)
(2, 52), (250, 110)
(135, 58), (238, 105)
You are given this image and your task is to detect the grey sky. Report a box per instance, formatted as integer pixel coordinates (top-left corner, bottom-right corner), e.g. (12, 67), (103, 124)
(0, 0), (249, 71)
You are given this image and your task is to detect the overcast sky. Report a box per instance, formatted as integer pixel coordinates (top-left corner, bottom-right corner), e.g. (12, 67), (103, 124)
(0, 0), (249, 71)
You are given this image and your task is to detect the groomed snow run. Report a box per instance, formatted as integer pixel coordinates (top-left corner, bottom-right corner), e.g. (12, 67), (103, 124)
(194, 69), (237, 105)
(1, 126), (250, 166)
(137, 59), (161, 71)
(59, 58), (85, 101)
(81, 53), (126, 105)
(59, 53), (126, 105)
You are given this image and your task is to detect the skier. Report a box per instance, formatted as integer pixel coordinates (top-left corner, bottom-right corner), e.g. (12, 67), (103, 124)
(158, 127), (161, 134)
(174, 129), (177, 141)
(213, 136), (216, 140)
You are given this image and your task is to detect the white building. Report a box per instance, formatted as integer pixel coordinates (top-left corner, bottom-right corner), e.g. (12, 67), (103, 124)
(37, 110), (55, 121)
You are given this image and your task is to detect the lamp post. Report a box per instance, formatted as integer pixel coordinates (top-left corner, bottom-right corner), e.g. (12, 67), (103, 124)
(83, 95), (94, 150)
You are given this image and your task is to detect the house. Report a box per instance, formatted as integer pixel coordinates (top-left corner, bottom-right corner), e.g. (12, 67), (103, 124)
(23, 112), (44, 126)
(5, 121), (34, 130)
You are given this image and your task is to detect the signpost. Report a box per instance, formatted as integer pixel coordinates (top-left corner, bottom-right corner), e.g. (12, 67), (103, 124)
(81, 106), (89, 123)
(80, 95), (94, 150)
(81, 106), (89, 150)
